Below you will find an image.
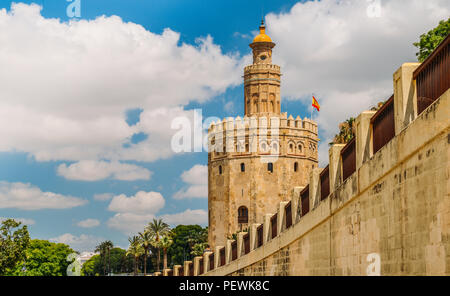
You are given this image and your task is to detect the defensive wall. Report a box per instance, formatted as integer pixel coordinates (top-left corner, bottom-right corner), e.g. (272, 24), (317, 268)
(157, 35), (450, 276)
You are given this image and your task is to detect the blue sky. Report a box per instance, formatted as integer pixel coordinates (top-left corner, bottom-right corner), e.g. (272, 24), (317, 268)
(0, 0), (448, 252)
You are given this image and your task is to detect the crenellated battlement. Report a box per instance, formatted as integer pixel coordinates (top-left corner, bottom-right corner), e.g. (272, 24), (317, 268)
(207, 113), (318, 135)
(244, 63), (281, 73)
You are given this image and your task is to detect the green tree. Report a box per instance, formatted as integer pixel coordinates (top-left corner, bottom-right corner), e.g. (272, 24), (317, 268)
(94, 240), (114, 275)
(329, 117), (355, 146)
(126, 236), (144, 276)
(0, 218), (30, 275)
(81, 248), (136, 276)
(414, 18), (450, 62)
(159, 234), (173, 270)
(138, 231), (154, 276)
(190, 242), (209, 257)
(146, 218), (170, 272)
(6, 239), (75, 276)
(167, 225), (208, 266)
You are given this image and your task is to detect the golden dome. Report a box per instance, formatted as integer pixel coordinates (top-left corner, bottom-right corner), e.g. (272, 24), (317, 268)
(253, 21), (272, 43)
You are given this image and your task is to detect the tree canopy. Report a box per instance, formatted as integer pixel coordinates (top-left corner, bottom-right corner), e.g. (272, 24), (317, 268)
(0, 218), (30, 275)
(414, 18), (450, 62)
(6, 239), (75, 276)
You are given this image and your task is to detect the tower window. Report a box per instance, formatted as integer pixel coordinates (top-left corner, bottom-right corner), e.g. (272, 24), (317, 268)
(219, 165), (222, 175)
(238, 206), (248, 224)
(240, 163), (245, 172)
(268, 162), (273, 173)
(294, 162), (298, 172)
(260, 55), (266, 61)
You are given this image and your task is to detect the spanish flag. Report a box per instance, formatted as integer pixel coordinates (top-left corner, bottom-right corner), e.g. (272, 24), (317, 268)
(312, 96), (320, 112)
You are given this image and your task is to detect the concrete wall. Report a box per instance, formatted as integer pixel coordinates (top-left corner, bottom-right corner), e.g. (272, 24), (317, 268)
(160, 62), (449, 276)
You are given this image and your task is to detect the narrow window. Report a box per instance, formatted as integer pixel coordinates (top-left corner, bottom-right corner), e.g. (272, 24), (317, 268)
(294, 162), (298, 172)
(238, 206), (248, 224)
(219, 165), (222, 175)
(268, 162), (273, 173)
(240, 163), (245, 172)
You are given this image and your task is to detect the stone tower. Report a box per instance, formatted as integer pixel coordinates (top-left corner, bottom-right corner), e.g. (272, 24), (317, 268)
(207, 21), (319, 249)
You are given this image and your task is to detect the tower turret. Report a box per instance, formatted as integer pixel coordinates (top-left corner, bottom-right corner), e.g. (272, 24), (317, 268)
(244, 20), (281, 116)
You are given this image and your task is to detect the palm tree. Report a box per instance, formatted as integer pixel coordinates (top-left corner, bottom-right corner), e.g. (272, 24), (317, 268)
(146, 218), (170, 272)
(103, 240), (114, 275)
(95, 241), (108, 275)
(329, 117), (356, 146)
(138, 231), (154, 276)
(159, 234), (173, 270)
(126, 236), (144, 276)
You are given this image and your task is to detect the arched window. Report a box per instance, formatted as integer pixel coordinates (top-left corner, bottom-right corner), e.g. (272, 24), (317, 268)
(271, 142), (278, 153)
(298, 144), (303, 153)
(268, 162), (273, 173)
(219, 165), (222, 175)
(238, 206), (248, 224)
(289, 143), (294, 153)
(240, 163), (245, 172)
(294, 162), (298, 172)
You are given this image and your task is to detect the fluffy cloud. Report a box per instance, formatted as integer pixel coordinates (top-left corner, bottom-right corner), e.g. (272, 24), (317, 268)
(57, 160), (152, 181)
(107, 209), (207, 235)
(173, 164), (208, 199)
(76, 218), (100, 228)
(106, 189), (207, 234)
(160, 209), (208, 226)
(50, 233), (103, 253)
(0, 181), (87, 210)
(265, 0), (450, 164)
(106, 212), (156, 235)
(108, 191), (165, 214)
(0, 217), (35, 225)
(0, 3), (243, 163)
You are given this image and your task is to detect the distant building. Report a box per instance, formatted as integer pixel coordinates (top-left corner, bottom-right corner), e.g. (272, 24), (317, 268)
(77, 252), (97, 265)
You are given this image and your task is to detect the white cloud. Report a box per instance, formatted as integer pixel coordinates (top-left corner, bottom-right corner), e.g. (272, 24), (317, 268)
(161, 209), (208, 226)
(93, 193), (114, 201)
(174, 164), (208, 199)
(0, 181), (87, 210)
(76, 218), (100, 228)
(0, 3), (244, 163)
(107, 209), (207, 235)
(107, 212), (155, 235)
(108, 191), (165, 214)
(50, 233), (103, 253)
(0, 217), (35, 225)
(57, 160), (152, 181)
(265, 0), (450, 165)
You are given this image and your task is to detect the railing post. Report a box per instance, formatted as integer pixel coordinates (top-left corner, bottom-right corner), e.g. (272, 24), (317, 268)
(173, 265), (181, 276)
(329, 144), (345, 191)
(226, 239), (233, 264)
(183, 261), (191, 276)
(292, 186), (304, 223)
(355, 111), (376, 169)
(237, 232), (246, 257)
(214, 246), (223, 268)
(203, 251), (212, 272)
(250, 223), (261, 251)
(309, 168), (321, 210)
(278, 201), (288, 232)
(193, 256), (203, 276)
(393, 63), (420, 134)
(263, 214), (272, 243)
